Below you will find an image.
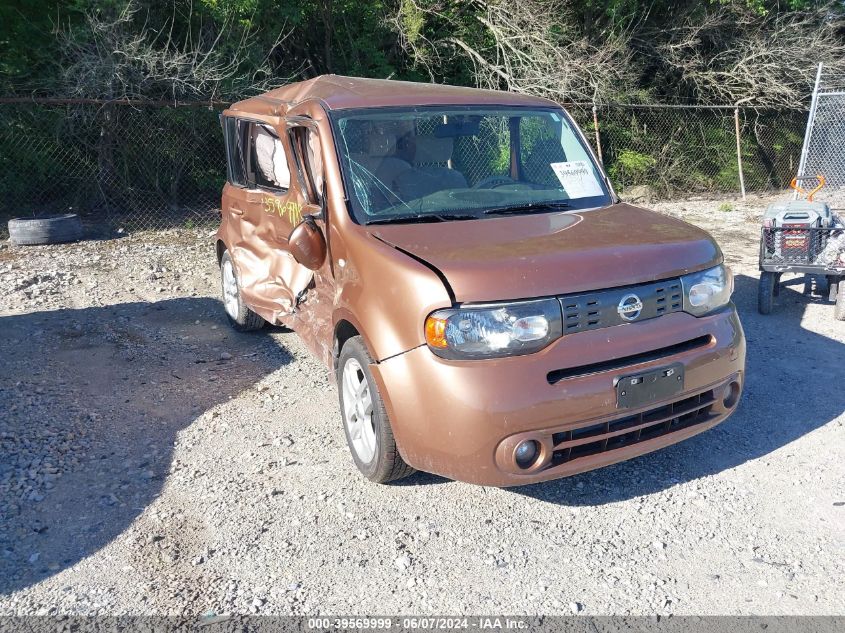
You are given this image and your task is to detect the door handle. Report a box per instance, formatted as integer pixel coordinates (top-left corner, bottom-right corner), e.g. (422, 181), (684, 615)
(230, 206), (244, 216)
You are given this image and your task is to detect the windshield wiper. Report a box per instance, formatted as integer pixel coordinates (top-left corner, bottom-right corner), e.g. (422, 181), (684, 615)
(483, 202), (572, 216)
(366, 213), (479, 225)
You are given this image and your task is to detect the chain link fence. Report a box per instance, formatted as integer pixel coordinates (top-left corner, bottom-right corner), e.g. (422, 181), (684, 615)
(796, 64), (845, 204)
(0, 101), (225, 238)
(0, 99), (810, 238)
(566, 104), (807, 198)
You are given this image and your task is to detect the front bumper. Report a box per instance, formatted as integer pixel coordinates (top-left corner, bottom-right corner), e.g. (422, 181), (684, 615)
(371, 307), (745, 486)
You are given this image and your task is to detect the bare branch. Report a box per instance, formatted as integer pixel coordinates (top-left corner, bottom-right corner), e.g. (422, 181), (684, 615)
(50, 0), (294, 102)
(394, 0), (635, 102)
(646, 4), (845, 108)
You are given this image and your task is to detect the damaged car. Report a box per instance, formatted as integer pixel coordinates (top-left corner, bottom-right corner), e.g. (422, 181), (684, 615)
(215, 75), (746, 486)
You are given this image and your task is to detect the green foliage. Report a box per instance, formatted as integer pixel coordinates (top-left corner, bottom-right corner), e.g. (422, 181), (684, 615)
(0, 0), (71, 93)
(1, 0), (406, 98)
(0, 103), (226, 221)
(399, 0), (426, 50)
(560, 105), (808, 197)
(2, 0), (842, 101)
(610, 150), (657, 182)
(0, 0), (834, 223)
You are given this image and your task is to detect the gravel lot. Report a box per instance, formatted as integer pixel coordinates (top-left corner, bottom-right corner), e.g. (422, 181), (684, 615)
(1, 192), (843, 617)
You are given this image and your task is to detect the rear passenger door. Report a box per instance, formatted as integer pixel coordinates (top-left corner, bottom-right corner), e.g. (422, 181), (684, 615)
(220, 116), (314, 321)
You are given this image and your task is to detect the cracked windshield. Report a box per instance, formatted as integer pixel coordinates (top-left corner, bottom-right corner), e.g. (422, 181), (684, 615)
(332, 108), (612, 224)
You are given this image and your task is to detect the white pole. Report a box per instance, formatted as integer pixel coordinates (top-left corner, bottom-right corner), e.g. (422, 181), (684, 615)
(795, 62), (823, 199)
(592, 105), (603, 165)
(734, 108), (746, 201)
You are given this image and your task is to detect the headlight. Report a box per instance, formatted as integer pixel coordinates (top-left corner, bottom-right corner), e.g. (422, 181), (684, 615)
(425, 299), (562, 359)
(681, 265), (733, 316)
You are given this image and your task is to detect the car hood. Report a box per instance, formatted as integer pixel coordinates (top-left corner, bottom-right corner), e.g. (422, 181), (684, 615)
(369, 203), (721, 302)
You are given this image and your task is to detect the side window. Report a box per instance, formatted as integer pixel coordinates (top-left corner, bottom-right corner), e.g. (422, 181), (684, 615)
(222, 116), (247, 187)
(248, 123), (290, 191)
(288, 125), (324, 205)
(305, 128), (324, 202)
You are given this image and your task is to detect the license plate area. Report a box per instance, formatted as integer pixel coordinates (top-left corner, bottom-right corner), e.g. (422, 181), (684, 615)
(616, 363), (684, 409)
(783, 234), (808, 249)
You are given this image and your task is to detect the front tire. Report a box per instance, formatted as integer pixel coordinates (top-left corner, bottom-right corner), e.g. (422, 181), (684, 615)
(220, 250), (265, 332)
(337, 336), (415, 483)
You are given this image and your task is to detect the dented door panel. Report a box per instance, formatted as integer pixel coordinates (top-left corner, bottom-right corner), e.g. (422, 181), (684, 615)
(218, 116), (316, 324)
(276, 103), (339, 369)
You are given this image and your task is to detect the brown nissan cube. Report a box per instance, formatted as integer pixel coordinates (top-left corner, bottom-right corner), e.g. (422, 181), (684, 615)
(215, 75), (746, 486)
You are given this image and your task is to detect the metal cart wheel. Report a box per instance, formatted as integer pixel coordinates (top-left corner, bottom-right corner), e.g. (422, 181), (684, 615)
(773, 273), (782, 297)
(758, 271), (776, 315)
(835, 281), (845, 321)
(803, 274), (827, 297)
(829, 276), (841, 302)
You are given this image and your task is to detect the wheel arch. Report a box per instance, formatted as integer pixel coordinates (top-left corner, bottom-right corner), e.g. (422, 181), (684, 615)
(332, 314), (381, 375)
(333, 318), (361, 374)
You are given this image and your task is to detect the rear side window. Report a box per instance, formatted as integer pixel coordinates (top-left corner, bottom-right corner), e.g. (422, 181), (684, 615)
(250, 123), (290, 191)
(222, 118), (290, 191)
(222, 116), (247, 187)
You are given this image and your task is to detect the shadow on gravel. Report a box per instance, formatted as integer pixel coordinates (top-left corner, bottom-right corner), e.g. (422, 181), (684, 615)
(512, 274), (845, 505)
(0, 298), (290, 594)
(391, 472), (450, 487)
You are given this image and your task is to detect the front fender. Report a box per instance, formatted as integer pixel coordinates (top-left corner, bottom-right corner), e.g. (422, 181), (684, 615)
(334, 228), (452, 362)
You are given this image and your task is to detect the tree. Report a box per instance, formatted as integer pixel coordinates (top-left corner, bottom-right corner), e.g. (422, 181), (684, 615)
(393, 0), (845, 108)
(47, 0), (290, 101)
(640, 2), (845, 108)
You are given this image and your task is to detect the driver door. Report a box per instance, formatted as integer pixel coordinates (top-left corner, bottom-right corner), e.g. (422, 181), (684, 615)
(280, 117), (337, 364)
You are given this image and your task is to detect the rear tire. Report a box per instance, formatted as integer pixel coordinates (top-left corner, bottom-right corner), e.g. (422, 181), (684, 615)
(835, 284), (845, 321)
(337, 336), (415, 484)
(220, 250), (265, 332)
(758, 272), (776, 315)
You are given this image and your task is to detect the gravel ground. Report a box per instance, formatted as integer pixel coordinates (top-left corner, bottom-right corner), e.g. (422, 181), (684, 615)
(0, 192), (843, 617)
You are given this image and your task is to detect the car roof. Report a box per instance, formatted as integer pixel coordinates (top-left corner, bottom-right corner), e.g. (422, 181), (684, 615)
(228, 75), (558, 115)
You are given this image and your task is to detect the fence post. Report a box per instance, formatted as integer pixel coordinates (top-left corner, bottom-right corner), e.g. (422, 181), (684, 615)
(592, 104), (604, 165)
(733, 107), (746, 201)
(795, 62), (823, 199)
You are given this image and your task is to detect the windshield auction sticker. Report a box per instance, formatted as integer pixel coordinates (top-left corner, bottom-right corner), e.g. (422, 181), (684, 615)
(550, 161), (604, 198)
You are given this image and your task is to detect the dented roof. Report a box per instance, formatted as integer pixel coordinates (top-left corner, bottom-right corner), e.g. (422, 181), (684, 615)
(228, 75), (556, 115)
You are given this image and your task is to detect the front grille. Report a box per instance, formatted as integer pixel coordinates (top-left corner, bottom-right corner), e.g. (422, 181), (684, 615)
(761, 227), (845, 268)
(559, 279), (683, 334)
(547, 335), (712, 383)
(548, 389), (715, 466)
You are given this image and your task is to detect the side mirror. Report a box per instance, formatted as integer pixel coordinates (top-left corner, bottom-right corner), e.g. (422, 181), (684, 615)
(289, 215), (327, 270)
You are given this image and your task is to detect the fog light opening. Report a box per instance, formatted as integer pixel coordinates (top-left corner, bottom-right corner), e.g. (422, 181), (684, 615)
(514, 440), (540, 469)
(722, 381), (741, 408)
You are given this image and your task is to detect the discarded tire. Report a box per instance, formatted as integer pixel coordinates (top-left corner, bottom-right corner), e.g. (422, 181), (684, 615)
(8, 214), (83, 246)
